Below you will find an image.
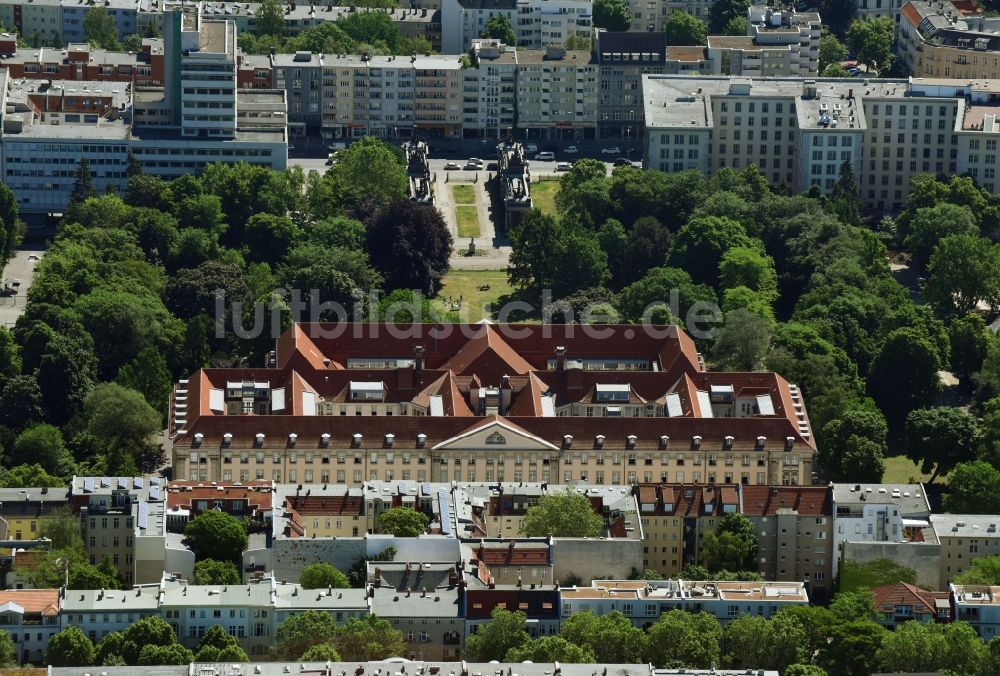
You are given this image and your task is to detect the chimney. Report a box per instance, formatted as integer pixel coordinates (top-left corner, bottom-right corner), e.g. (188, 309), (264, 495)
(554, 346), (566, 371)
(414, 344), (425, 372)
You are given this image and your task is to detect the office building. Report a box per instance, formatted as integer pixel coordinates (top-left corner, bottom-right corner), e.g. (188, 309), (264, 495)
(595, 30), (665, 141)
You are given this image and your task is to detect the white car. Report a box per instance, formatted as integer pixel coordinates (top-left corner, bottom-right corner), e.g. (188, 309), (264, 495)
(556, 162), (572, 171)
(525, 143), (539, 153)
(535, 151), (555, 161)
(564, 145), (579, 154)
(601, 146), (622, 154)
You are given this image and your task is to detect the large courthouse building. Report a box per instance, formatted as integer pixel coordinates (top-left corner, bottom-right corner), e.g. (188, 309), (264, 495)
(169, 324), (815, 488)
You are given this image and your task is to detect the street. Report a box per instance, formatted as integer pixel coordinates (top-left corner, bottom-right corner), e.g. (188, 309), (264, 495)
(0, 246), (45, 328)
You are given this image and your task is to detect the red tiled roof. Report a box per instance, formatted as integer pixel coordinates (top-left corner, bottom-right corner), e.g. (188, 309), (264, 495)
(167, 481), (274, 513)
(739, 485), (832, 516)
(872, 582), (949, 615)
(475, 544), (551, 566)
(0, 590), (59, 615)
(286, 494), (363, 516)
(900, 2), (922, 27)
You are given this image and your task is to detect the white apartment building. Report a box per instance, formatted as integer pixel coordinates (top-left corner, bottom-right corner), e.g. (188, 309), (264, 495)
(517, 43), (599, 140)
(832, 483), (931, 578)
(561, 579), (809, 626)
(463, 40), (518, 139)
(644, 75), (993, 210)
(0, 589), (60, 665)
(440, 0), (592, 54)
(952, 583), (1000, 639)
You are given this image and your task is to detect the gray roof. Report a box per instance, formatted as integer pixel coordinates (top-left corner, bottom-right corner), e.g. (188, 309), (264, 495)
(273, 583), (369, 611)
(832, 483), (931, 517)
(60, 586), (161, 613)
(370, 585), (463, 617)
(931, 514), (1000, 538)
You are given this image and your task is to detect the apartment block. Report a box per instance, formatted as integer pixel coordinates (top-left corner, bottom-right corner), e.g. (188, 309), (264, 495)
(273, 51), (323, 138)
(48, 665), (781, 676)
(517, 44), (598, 140)
(170, 323), (815, 488)
(595, 30), (665, 141)
(440, 0), (592, 54)
(276, 483), (367, 538)
(856, 0), (906, 18)
(933, 514), (1000, 586)
(465, 586), (561, 637)
(462, 539), (555, 586)
(463, 40), (517, 139)
(952, 583), (1000, 639)
(0, 487), (69, 541)
(165, 481), (275, 532)
(740, 485), (833, 602)
(898, 0), (1000, 80)
(0, 589), (60, 665)
(832, 483), (931, 578)
(561, 579), (809, 626)
(61, 586), (162, 645)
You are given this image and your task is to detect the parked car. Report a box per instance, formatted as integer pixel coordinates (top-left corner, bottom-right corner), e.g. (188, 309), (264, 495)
(535, 151), (555, 161)
(444, 162), (461, 170)
(602, 146), (622, 154)
(556, 162), (573, 171)
(613, 157), (631, 166)
(464, 161), (482, 170)
(564, 145), (579, 154)
(468, 157), (484, 165)
(525, 143), (539, 153)
(848, 67), (862, 76)
(325, 155), (336, 166)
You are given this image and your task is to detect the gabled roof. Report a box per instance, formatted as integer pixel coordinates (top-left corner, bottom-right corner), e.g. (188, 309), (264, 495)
(740, 485), (831, 517)
(432, 416), (561, 451)
(0, 590), (59, 616)
(872, 582), (949, 615)
(440, 325), (534, 379)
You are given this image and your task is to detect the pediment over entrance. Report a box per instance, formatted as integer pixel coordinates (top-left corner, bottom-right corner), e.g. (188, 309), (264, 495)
(432, 417), (559, 451)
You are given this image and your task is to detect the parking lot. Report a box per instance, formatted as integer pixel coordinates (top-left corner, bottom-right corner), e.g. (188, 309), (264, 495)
(0, 247), (44, 327)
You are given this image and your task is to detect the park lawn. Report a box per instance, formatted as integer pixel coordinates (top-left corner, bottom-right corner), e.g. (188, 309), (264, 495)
(435, 270), (512, 323)
(451, 184), (476, 204)
(456, 206), (480, 238)
(882, 454), (945, 485)
(531, 179), (559, 217)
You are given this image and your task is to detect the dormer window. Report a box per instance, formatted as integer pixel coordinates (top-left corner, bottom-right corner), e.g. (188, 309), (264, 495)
(563, 435), (573, 449)
(626, 435), (637, 449)
(659, 435), (669, 449)
(595, 434), (605, 449)
(255, 433), (265, 446)
(353, 433), (363, 448)
(723, 435), (734, 450)
(385, 433), (395, 447)
(416, 433), (427, 448)
(349, 381), (385, 401)
(692, 435), (702, 449)
(321, 433), (331, 447)
(288, 433), (297, 446)
(223, 433), (233, 446)
(193, 433), (204, 446)
(595, 383), (629, 402)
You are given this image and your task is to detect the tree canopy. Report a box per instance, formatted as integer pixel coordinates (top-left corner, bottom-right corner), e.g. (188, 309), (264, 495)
(521, 488), (604, 538)
(183, 510), (249, 563)
(376, 506), (429, 537)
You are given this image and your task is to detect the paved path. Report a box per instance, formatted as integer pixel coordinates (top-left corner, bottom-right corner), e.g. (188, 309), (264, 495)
(0, 246), (44, 328)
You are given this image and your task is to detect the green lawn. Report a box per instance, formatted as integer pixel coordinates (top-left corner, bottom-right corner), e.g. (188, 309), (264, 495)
(531, 179), (560, 217)
(883, 454), (945, 485)
(456, 206), (480, 238)
(435, 270), (513, 322)
(451, 184), (476, 204)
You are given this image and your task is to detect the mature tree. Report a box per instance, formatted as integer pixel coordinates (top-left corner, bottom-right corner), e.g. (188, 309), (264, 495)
(839, 559), (917, 592)
(377, 506), (429, 537)
(0, 326), (20, 386)
(68, 557), (121, 590)
(784, 666), (828, 676)
(561, 610), (648, 663)
(95, 616), (184, 665)
(115, 347), (173, 421)
(273, 610), (340, 660)
(256, 0), (285, 36)
(946, 461), (1000, 514)
(70, 158), (96, 205)
(11, 423), (72, 477)
(300, 562), (351, 589)
(709, 0), (750, 33)
(903, 203), (978, 269)
(83, 6), (120, 50)
(925, 234), (1000, 317)
(710, 308), (771, 370)
(617, 266), (717, 325)
(904, 406), (978, 483)
(508, 211), (610, 301)
(669, 215), (752, 286)
(664, 11), (707, 45)
(645, 610), (721, 668)
(0, 463), (65, 488)
(723, 15), (748, 35)
(480, 14), (516, 45)
(47, 626), (97, 667)
(280, 244), (382, 319)
(244, 213), (302, 265)
(0, 630), (15, 667)
(465, 608), (531, 662)
(831, 161), (863, 226)
(718, 246), (778, 299)
(845, 17), (894, 75)
(722, 614), (807, 672)
(365, 199), (452, 296)
(138, 643), (194, 666)
(593, 0), (631, 31)
(954, 555), (1000, 585)
(522, 488), (603, 537)
(505, 636), (595, 663)
(348, 546), (396, 587)
(84, 383), (162, 473)
(876, 620), (986, 675)
(819, 620), (885, 676)
(193, 625), (250, 663)
(950, 312), (993, 384)
(310, 216), (366, 250)
(701, 512), (759, 573)
(818, 409), (888, 482)
(819, 29), (849, 71)
(183, 510), (249, 563)
(867, 328), (942, 425)
(624, 216), (671, 281)
(300, 644), (342, 661)
(192, 559), (242, 585)
(327, 136), (407, 213)
(165, 261), (249, 320)
(0, 183), (22, 263)
(331, 615), (406, 661)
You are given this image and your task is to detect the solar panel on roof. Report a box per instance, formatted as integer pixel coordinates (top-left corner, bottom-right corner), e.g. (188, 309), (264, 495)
(134, 478), (143, 489)
(438, 489), (452, 535)
(118, 478), (126, 488)
(100, 477), (110, 487)
(151, 477), (160, 485)
(149, 485), (160, 501)
(421, 482), (431, 496)
(137, 501), (148, 529)
(84, 477), (94, 492)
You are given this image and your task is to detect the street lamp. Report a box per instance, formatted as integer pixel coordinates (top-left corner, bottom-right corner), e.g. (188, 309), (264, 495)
(625, 127), (632, 159)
